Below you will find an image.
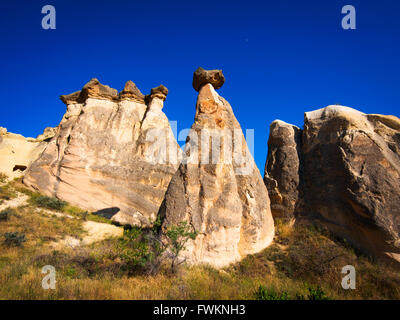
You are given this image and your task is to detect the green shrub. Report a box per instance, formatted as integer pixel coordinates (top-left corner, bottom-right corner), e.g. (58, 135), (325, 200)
(118, 227), (151, 271)
(307, 286), (330, 300)
(64, 266), (78, 278)
(255, 285), (289, 300)
(254, 284), (330, 300)
(0, 208), (16, 221)
(117, 220), (197, 275)
(3, 232), (26, 247)
(31, 195), (66, 211)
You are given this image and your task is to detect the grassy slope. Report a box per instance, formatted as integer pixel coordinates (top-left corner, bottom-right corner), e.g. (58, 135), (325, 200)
(0, 180), (399, 300)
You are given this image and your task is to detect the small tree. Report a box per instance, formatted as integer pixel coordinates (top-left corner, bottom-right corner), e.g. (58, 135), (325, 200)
(117, 219), (197, 275)
(165, 221), (197, 273)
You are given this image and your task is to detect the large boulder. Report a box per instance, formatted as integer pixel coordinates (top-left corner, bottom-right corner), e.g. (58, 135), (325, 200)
(264, 105), (400, 267)
(23, 78), (181, 227)
(192, 67), (225, 92)
(161, 69), (274, 268)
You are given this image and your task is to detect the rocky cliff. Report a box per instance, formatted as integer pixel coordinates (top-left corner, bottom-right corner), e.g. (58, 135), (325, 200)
(23, 78), (180, 227)
(0, 127), (54, 180)
(161, 68), (275, 268)
(264, 105), (400, 267)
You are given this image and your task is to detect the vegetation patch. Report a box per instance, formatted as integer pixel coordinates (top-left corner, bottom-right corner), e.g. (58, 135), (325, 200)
(30, 194), (67, 211)
(3, 232), (26, 247)
(0, 183), (17, 202)
(0, 193), (399, 299)
(118, 219), (197, 275)
(255, 285), (290, 300)
(0, 208), (16, 221)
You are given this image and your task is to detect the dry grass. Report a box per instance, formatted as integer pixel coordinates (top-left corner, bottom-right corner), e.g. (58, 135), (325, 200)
(0, 183), (399, 300)
(0, 182), (17, 204)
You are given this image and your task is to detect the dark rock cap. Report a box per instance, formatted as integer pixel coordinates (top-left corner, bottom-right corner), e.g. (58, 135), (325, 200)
(60, 90), (82, 105)
(60, 78), (124, 105)
(150, 84), (168, 97)
(60, 79), (167, 106)
(119, 80), (145, 101)
(80, 78), (118, 101)
(192, 67), (225, 92)
(145, 85), (169, 104)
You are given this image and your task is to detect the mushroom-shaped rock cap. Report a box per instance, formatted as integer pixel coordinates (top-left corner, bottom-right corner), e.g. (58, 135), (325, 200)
(146, 85), (169, 103)
(150, 84), (168, 97)
(119, 80), (145, 101)
(80, 78), (118, 100)
(60, 78), (119, 105)
(60, 91), (82, 105)
(192, 67), (225, 92)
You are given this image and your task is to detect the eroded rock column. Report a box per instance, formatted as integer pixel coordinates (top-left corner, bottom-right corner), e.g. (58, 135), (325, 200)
(161, 68), (274, 268)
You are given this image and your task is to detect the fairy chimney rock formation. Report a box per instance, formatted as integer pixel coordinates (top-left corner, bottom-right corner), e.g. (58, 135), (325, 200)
(23, 78), (180, 227)
(161, 68), (275, 268)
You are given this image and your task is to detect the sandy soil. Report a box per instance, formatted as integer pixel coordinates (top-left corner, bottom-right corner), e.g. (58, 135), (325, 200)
(0, 192), (29, 211)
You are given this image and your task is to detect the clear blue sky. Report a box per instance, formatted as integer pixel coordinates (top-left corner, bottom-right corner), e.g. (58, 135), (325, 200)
(1, 0), (399, 172)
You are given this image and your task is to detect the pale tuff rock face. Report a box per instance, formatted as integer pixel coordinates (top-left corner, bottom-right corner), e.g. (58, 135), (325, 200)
(265, 105), (400, 267)
(0, 127), (49, 180)
(264, 120), (302, 219)
(23, 79), (180, 227)
(161, 71), (274, 268)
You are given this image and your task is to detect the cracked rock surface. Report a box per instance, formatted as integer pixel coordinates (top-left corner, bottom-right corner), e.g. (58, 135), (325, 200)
(23, 79), (180, 227)
(161, 82), (274, 268)
(265, 105), (400, 267)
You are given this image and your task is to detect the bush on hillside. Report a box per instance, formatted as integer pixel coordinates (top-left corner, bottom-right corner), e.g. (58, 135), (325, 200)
(0, 208), (16, 221)
(255, 284), (330, 300)
(31, 195), (66, 211)
(3, 232), (26, 247)
(255, 285), (289, 300)
(118, 219), (197, 275)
